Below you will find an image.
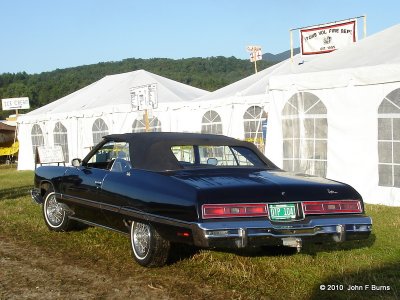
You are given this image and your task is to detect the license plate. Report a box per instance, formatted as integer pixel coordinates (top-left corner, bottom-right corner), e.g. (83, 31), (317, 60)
(269, 203), (297, 221)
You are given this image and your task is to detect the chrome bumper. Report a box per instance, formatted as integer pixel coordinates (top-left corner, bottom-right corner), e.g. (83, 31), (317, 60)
(191, 215), (372, 249)
(31, 188), (43, 204)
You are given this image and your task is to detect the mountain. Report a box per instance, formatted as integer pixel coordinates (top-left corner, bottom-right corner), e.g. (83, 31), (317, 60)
(0, 57), (276, 119)
(262, 48), (300, 62)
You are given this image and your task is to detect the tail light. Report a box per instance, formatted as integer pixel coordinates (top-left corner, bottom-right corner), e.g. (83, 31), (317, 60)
(302, 200), (362, 215)
(202, 203), (268, 219)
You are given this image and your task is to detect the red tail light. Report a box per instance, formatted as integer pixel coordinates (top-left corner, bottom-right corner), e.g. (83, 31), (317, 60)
(202, 203), (268, 219)
(302, 200), (362, 215)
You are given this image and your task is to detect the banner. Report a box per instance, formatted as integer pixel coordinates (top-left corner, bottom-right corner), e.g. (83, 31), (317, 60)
(300, 20), (357, 55)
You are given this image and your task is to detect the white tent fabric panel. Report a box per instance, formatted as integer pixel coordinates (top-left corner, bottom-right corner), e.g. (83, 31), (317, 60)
(270, 24), (400, 90)
(266, 81), (400, 206)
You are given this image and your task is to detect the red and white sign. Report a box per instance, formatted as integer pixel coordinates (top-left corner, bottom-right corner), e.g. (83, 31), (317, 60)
(300, 20), (357, 55)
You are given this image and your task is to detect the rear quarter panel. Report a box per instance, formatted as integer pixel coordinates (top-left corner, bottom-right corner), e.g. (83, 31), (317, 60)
(101, 169), (199, 222)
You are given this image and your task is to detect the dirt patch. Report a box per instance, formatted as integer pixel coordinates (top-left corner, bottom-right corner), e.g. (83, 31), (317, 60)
(0, 237), (169, 299)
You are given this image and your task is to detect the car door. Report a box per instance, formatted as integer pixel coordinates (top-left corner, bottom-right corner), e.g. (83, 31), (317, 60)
(62, 140), (115, 226)
(99, 141), (134, 232)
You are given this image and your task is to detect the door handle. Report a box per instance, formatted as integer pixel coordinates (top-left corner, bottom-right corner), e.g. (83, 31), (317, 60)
(95, 180), (102, 186)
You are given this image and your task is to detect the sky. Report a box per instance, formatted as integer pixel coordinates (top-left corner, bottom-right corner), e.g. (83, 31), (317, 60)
(1, 0), (399, 74)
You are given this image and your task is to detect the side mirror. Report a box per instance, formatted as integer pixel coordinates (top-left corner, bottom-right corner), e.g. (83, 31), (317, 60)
(71, 158), (82, 167)
(207, 158), (218, 166)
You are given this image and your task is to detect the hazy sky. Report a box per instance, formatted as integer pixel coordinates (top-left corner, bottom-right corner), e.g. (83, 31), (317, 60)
(1, 0), (399, 74)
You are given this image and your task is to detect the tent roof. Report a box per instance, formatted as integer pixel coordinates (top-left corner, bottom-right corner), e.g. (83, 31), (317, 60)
(27, 69), (209, 116)
(270, 24), (400, 90)
(193, 56), (308, 101)
(0, 121), (16, 132)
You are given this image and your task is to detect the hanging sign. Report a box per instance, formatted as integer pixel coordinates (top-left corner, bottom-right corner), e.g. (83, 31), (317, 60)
(130, 84), (158, 111)
(300, 19), (357, 55)
(2, 97), (30, 110)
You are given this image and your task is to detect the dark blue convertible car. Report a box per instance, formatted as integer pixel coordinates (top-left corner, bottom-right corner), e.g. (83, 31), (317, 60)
(31, 132), (372, 267)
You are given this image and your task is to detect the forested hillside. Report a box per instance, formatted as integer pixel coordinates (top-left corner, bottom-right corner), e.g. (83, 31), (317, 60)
(0, 57), (274, 119)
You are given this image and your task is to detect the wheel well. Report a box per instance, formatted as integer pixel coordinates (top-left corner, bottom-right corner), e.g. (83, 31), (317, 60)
(40, 181), (54, 197)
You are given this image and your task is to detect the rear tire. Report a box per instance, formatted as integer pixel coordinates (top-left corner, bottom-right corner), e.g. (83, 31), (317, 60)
(130, 221), (170, 267)
(42, 189), (75, 232)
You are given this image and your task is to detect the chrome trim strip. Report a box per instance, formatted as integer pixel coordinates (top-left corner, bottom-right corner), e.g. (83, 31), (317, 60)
(119, 207), (194, 229)
(59, 194), (194, 228)
(196, 216), (372, 231)
(68, 216), (129, 236)
(61, 194), (102, 209)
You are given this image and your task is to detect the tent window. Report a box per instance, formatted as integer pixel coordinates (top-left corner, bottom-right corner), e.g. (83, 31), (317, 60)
(378, 88), (400, 187)
(92, 118), (109, 145)
(31, 124), (44, 156)
(243, 106), (268, 151)
(54, 122), (69, 163)
(132, 116), (162, 132)
(282, 92), (328, 177)
(201, 110), (222, 134)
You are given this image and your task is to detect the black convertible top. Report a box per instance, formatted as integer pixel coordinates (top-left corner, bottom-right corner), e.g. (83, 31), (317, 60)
(102, 132), (276, 171)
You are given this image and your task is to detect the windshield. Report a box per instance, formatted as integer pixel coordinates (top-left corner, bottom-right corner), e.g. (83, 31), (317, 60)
(171, 145), (266, 168)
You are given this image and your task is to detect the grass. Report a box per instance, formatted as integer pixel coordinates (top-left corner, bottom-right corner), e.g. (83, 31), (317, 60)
(0, 167), (399, 299)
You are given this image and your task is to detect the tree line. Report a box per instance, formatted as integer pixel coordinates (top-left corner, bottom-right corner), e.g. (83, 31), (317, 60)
(0, 57), (275, 119)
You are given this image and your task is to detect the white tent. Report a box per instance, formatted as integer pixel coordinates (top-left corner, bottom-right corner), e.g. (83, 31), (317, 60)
(266, 24), (400, 206)
(17, 70), (209, 170)
(179, 58), (307, 146)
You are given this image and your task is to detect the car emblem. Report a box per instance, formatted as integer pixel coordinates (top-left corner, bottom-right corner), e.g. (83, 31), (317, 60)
(327, 189), (338, 194)
(126, 172), (131, 177)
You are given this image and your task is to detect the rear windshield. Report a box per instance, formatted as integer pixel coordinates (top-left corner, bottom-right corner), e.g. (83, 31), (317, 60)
(171, 145), (265, 168)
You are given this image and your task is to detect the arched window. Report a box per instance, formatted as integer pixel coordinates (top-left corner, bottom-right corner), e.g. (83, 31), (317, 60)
(282, 92), (328, 177)
(92, 118), (108, 145)
(378, 88), (400, 187)
(132, 116), (162, 132)
(201, 110), (222, 134)
(54, 122), (69, 162)
(31, 124), (44, 155)
(243, 106), (268, 151)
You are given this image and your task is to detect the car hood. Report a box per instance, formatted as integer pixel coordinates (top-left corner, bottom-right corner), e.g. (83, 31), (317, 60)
(169, 168), (361, 203)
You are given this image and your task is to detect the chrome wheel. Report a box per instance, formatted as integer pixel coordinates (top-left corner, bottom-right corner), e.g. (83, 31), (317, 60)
(42, 189), (75, 232)
(44, 193), (65, 228)
(130, 221), (171, 267)
(131, 222), (151, 259)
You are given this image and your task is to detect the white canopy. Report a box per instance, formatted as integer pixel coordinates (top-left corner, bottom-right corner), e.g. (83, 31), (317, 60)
(266, 24), (400, 206)
(25, 69), (208, 120)
(270, 24), (400, 90)
(17, 70), (209, 170)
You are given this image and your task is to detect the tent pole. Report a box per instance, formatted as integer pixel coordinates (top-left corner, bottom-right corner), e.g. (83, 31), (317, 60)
(290, 30), (294, 61)
(144, 109), (150, 132)
(363, 15), (367, 38)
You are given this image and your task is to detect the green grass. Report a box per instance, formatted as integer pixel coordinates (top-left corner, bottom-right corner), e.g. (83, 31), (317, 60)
(0, 167), (399, 299)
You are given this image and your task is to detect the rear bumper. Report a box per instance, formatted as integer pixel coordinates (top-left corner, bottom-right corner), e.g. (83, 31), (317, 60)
(191, 215), (372, 248)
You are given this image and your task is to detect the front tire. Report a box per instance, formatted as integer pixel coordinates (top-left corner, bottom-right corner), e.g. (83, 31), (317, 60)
(130, 221), (170, 267)
(42, 190), (74, 232)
